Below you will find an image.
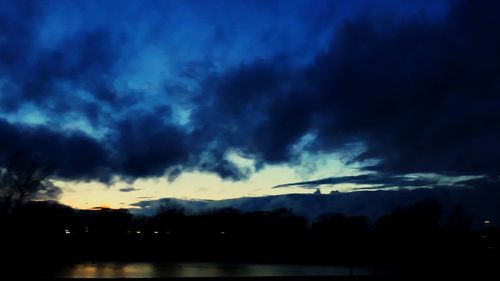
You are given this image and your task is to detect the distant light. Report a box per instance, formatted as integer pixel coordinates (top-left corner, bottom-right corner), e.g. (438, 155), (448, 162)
(85, 227), (89, 233)
(481, 235), (487, 239)
(220, 231), (225, 235)
(136, 231), (141, 234)
(64, 229), (71, 234)
(154, 231), (159, 234)
(484, 220), (491, 224)
(165, 231), (170, 234)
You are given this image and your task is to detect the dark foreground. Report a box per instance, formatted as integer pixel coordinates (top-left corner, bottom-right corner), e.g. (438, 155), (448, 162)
(1, 199), (499, 279)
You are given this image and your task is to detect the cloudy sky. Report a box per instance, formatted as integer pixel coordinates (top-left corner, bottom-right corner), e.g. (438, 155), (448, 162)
(1, 0), (499, 209)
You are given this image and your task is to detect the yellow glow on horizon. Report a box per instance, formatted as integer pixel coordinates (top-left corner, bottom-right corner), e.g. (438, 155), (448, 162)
(56, 153), (361, 209)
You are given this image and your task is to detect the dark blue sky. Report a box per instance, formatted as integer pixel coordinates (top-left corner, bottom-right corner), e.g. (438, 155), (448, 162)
(1, 0), (499, 208)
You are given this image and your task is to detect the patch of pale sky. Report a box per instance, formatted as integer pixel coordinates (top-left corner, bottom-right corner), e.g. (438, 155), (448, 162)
(57, 150), (362, 209)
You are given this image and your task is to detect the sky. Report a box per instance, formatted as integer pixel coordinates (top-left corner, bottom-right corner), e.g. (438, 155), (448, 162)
(1, 0), (499, 209)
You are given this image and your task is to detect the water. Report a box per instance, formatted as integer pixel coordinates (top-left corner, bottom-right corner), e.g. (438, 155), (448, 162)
(52, 262), (377, 278)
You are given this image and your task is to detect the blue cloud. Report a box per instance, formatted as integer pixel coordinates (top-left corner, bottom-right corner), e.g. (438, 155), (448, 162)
(3, 0), (499, 190)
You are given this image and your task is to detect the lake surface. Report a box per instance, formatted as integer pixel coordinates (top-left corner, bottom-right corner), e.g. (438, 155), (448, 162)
(52, 262), (378, 278)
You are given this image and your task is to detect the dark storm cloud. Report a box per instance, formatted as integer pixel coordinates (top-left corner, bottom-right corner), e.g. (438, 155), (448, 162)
(193, 0), (500, 180)
(192, 59), (315, 169)
(273, 174), (440, 189)
(0, 0), (301, 182)
(0, 0), (41, 112)
(0, 119), (111, 181)
(119, 187), (140, 192)
(1, 0), (499, 186)
(19, 31), (118, 101)
(307, 0), (500, 176)
(0, 1), (188, 181)
(111, 109), (189, 180)
(0, 0), (122, 114)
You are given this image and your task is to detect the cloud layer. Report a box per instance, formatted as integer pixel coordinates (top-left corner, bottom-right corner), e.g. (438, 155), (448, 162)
(1, 0), (499, 188)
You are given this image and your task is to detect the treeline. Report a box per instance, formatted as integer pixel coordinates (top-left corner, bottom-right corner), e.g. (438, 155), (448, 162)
(0, 198), (498, 277)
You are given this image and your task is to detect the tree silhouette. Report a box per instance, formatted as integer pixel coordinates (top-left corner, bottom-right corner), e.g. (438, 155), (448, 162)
(0, 153), (59, 216)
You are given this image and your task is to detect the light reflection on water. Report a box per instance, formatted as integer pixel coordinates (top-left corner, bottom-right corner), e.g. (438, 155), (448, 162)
(53, 262), (376, 278)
